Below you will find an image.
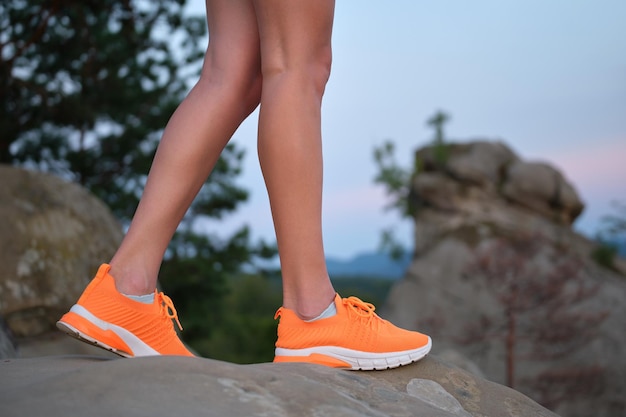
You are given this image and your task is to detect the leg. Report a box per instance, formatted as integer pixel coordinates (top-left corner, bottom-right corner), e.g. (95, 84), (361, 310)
(110, 0), (262, 295)
(253, 0), (336, 319)
(254, 1), (433, 370)
(57, 0), (262, 358)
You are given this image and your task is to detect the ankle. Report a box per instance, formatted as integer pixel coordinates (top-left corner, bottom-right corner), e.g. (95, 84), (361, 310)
(304, 299), (337, 322)
(284, 290), (337, 321)
(108, 263), (156, 296)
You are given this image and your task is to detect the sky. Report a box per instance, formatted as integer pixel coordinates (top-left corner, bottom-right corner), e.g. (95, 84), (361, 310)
(184, 0), (626, 259)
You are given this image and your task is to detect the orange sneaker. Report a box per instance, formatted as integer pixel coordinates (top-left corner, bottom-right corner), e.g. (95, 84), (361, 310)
(273, 294), (431, 370)
(56, 264), (194, 357)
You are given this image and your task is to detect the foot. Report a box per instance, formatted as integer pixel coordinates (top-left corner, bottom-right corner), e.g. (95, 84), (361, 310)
(273, 294), (431, 370)
(57, 264), (194, 357)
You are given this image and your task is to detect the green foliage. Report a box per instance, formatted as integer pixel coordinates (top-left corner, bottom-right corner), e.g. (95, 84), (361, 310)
(372, 110), (452, 256)
(592, 200), (626, 272)
(590, 243), (618, 271)
(1, 0), (206, 221)
(378, 227), (407, 261)
(372, 140), (411, 216)
(159, 227), (273, 343)
(331, 276), (394, 308)
(599, 200), (626, 241)
(192, 273), (282, 363)
(427, 110), (451, 166)
(372, 110), (452, 216)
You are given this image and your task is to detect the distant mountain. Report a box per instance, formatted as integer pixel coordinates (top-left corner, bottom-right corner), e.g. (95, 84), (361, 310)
(326, 251), (412, 280)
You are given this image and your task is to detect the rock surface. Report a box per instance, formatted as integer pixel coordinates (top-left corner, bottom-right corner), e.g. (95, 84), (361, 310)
(0, 355), (559, 417)
(0, 165), (122, 341)
(383, 141), (625, 417)
(0, 156), (603, 417)
(0, 316), (17, 359)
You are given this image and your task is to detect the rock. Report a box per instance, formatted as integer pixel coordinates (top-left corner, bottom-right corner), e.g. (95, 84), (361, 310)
(383, 140), (626, 417)
(501, 160), (584, 224)
(16, 331), (119, 359)
(444, 140), (519, 187)
(0, 165), (122, 340)
(0, 355), (559, 417)
(406, 379), (472, 417)
(437, 349), (485, 379)
(0, 316), (17, 359)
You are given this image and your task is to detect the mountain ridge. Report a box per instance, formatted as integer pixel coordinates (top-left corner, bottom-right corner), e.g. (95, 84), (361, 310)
(326, 250), (411, 279)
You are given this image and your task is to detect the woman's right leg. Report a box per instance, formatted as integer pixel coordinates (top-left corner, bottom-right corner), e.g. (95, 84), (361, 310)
(253, 0), (433, 370)
(253, 0), (336, 320)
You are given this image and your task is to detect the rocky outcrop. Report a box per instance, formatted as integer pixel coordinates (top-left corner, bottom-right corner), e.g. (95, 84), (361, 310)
(0, 165), (122, 346)
(383, 141), (625, 417)
(0, 355), (559, 417)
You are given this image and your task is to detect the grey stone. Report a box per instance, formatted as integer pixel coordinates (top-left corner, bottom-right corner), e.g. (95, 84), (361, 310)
(406, 379), (472, 417)
(437, 349), (485, 379)
(0, 165), (122, 338)
(0, 316), (17, 359)
(0, 355), (559, 417)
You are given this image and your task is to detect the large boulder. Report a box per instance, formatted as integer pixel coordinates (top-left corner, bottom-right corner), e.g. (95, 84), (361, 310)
(383, 141), (625, 417)
(0, 165), (122, 343)
(0, 355), (559, 417)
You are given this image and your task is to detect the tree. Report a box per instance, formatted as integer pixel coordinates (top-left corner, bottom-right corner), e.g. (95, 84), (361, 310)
(426, 110), (450, 146)
(600, 200), (626, 239)
(426, 110), (450, 166)
(590, 200), (626, 271)
(373, 110), (453, 217)
(1, 0), (276, 354)
(462, 233), (607, 395)
(372, 140), (411, 216)
(1, 0), (206, 220)
(372, 110), (452, 258)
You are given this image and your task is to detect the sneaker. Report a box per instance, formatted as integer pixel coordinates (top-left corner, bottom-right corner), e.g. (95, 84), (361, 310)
(56, 264), (194, 357)
(273, 294), (431, 370)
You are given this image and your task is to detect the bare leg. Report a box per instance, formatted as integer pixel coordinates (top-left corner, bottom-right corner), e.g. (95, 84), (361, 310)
(253, 0), (336, 319)
(109, 0), (262, 295)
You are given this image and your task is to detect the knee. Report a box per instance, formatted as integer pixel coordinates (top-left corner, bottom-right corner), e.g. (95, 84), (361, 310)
(262, 45), (332, 97)
(199, 53), (263, 113)
(312, 46), (333, 94)
(240, 70), (263, 114)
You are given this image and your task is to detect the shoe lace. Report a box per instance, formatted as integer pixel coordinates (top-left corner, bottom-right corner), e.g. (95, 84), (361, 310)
(158, 292), (183, 331)
(344, 296), (376, 318)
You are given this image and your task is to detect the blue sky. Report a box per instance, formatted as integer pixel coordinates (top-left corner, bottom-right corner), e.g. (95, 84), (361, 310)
(186, 0), (626, 258)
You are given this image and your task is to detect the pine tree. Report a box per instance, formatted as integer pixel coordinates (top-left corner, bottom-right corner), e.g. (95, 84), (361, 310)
(1, 0), (208, 219)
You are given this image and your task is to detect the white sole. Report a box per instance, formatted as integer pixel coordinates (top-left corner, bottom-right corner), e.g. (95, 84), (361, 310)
(56, 304), (160, 357)
(275, 336), (432, 370)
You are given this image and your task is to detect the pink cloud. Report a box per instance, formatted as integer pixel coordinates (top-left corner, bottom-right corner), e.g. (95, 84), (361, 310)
(541, 138), (626, 192)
